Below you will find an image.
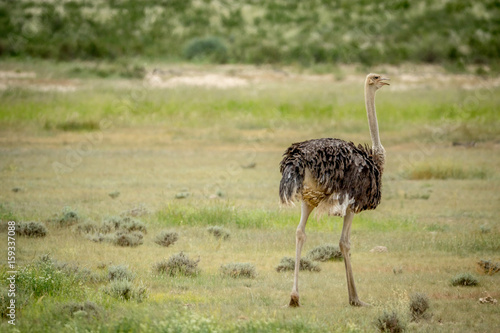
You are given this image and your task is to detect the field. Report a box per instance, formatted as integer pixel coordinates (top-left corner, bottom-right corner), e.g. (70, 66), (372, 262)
(0, 60), (500, 332)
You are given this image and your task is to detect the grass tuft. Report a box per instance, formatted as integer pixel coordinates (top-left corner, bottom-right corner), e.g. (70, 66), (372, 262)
(451, 272), (479, 286)
(306, 244), (343, 262)
(276, 257), (320, 272)
(220, 263), (256, 279)
(154, 230), (179, 247)
(409, 292), (431, 322)
(375, 310), (406, 333)
(153, 252), (200, 277)
(16, 221), (48, 237)
(207, 226), (230, 240)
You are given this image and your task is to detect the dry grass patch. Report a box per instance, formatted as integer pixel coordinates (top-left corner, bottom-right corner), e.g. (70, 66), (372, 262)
(404, 160), (489, 180)
(207, 226), (230, 240)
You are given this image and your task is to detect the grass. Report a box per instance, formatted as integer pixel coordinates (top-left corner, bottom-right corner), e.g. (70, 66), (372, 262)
(0, 63), (499, 332)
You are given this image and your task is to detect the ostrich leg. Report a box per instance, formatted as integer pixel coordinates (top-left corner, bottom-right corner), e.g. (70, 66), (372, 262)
(289, 202), (314, 307)
(339, 210), (370, 307)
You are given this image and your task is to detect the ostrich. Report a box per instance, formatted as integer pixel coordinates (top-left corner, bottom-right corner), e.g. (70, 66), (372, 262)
(279, 73), (389, 307)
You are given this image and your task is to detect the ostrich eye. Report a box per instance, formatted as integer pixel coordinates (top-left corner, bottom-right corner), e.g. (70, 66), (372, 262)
(374, 76), (379, 79)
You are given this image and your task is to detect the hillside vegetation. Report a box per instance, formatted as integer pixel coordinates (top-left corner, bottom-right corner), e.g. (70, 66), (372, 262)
(1, 0), (499, 69)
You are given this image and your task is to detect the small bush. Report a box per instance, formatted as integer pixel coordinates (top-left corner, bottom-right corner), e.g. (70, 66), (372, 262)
(111, 230), (144, 247)
(154, 230), (179, 247)
(183, 36), (228, 63)
(477, 259), (500, 275)
(16, 221), (48, 238)
(108, 265), (135, 282)
(60, 301), (102, 319)
(409, 292), (430, 322)
(220, 263), (256, 279)
(53, 207), (80, 227)
(207, 226), (230, 240)
(153, 252), (200, 277)
(101, 216), (147, 234)
(451, 272), (479, 286)
(276, 257), (320, 272)
(375, 310), (406, 333)
(307, 244), (343, 262)
(75, 221), (99, 234)
(405, 161), (489, 180)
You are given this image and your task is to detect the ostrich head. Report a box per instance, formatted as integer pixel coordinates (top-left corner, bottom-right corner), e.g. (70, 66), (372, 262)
(366, 73), (390, 90)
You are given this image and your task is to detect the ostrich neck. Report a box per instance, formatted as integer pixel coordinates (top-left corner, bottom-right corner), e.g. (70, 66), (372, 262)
(364, 86), (382, 150)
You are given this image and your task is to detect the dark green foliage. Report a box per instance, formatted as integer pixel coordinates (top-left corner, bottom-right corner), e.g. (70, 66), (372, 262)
(2, 1), (499, 68)
(451, 273), (479, 286)
(60, 301), (102, 319)
(55, 120), (100, 131)
(16, 221), (48, 238)
(207, 226), (230, 240)
(375, 311), (406, 333)
(409, 292), (430, 322)
(154, 230), (179, 247)
(306, 244), (343, 262)
(220, 263), (256, 279)
(153, 252), (200, 277)
(108, 265), (135, 282)
(276, 257), (320, 272)
(183, 36), (229, 63)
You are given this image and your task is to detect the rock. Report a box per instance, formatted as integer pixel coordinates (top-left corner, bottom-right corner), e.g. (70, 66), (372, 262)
(479, 296), (497, 305)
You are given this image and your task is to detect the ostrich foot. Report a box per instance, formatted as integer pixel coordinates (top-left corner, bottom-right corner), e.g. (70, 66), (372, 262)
(350, 299), (371, 307)
(289, 293), (300, 307)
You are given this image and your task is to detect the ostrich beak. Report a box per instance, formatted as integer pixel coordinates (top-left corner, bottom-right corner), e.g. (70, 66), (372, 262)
(380, 77), (390, 85)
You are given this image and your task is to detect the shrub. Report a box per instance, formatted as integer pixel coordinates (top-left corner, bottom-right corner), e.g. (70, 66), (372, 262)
(111, 230), (144, 247)
(153, 252), (200, 277)
(220, 263), (256, 279)
(60, 301), (102, 319)
(409, 292), (430, 322)
(16, 221), (48, 238)
(154, 230), (179, 247)
(75, 221), (99, 234)
(375, 310), (406, 333)
(108, 265), (135, 282)
(101, 216), (147, 234)
(207, 226), (230, 240)
(54, 207), (80, 227)
(103, 280), (147, 302)
(276, 257), (320, 272)
(451, 273), (479, 286)
(306, 244), (343, 262)
(477, 259), (500, 275)
(183, 36), (229, 63)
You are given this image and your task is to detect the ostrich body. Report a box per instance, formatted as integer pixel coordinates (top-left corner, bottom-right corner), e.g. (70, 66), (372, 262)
(279, 73), (389, 307)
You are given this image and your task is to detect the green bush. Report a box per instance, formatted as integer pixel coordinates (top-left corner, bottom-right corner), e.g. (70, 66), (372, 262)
(153, 252), (200, 277)
(409, 292), (430, 322)
(451, 273), (479, 286)
(60, 301), (102, 319)
(111, 230), (144, 247)
(207, 226), (230, 240)
(104, 280), (147, 302)
(220, 263), (256, 279)
(16, 221), (48, 238)
(375, 311), (406, 333)
(276, 257), (320, 272)
(183, 36), (229, 63)
(306, 244), (343, 262)
(108, 265), (135, 282)
(154, 230), (179, 247)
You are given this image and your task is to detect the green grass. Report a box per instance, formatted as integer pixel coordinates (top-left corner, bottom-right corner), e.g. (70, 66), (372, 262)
(0, 63), (499, 332)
